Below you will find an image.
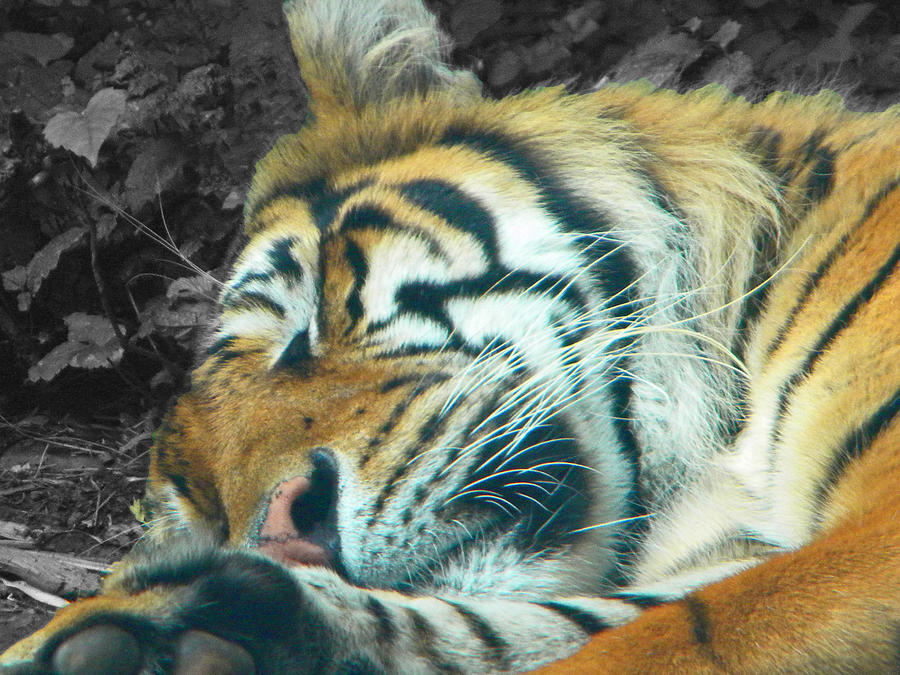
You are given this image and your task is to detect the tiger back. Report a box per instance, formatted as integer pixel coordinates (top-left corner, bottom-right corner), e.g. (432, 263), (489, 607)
(2, 0), (899, 673)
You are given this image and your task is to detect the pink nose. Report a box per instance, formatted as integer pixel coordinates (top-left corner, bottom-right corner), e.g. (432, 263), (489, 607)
(256, 476), (332, 568)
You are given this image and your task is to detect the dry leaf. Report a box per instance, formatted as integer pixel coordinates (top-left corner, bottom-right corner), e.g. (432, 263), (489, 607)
(28, 313), (124, 382)
(1, 226), (87, 311)
(0, 31), (73, 66)
(43, 88), (127, 167)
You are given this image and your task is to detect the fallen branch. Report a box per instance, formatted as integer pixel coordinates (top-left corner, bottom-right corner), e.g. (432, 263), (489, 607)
(0, 545), (105, 600)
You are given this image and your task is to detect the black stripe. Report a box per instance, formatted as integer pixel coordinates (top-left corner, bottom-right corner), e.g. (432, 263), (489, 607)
(366, 596), (396, 642)
(205, 343), (266, 374)
(746, 127), (785, 179)
(437, 126), (639, 313)
(339, 203), (447, 260)
(804, 145), (836, 204)
(444, 600), (510, 668)
(732, 131), (843, 361)
(246, 177), (373, 228)
(370, 446), (423, 512)
(230, 271), (274, 291)
(418, 410), (447, 445)
(339, 203), (393, 231)
(405, 608), (463, 674)
(369, 269), (589, 346)
(428, 392), (506, 484)
(344, 239), (367, 335)
(436, 127), (644, 529)
(223, 290), (286, 318)
(816, 384), (900, 509)
(767, 232), (849, 357)
(372, 340), (476, 358)
(164, 470), (192, 501)
(401, 391), (457, 466)
(273, 330), (311, 370)
(397, 179), (499, 261)
(369, 375), (452, 513)
(307, 179), (375, 229)
(212, 345), (249, 365)
(783, 129), (828, 198)
(798, 130), (827, 164)
(732, 222), (779, 362)
(643, 170), (690, 230)
(614, 592), (668, 608)
(379, 373), (450, 436)
(413, 484), (429, 504)
(452, 413), (592, 546)
(773, 235), (900, 450)
(380, 374), (429, 393)
(267, 237), (304, 283)
(537, 601), (611, 634)
(684, 594), (712, 644)
(767, 177), (900, 357)
(208, 335), (238, 357)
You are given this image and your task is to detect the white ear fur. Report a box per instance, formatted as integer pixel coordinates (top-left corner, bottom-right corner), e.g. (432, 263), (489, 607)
(283, 0), (480, 111)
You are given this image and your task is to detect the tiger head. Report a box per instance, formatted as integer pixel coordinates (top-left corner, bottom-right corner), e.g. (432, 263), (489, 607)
(141, 0), (700, 599)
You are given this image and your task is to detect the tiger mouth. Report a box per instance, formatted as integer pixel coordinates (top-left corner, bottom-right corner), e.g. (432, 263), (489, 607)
(256, 535), (336, 569)
(253, 462), (342, 571)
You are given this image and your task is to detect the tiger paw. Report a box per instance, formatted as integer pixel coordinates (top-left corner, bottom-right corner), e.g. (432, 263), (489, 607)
(0, 546), (320, 675)
(26, 626), (253, 675)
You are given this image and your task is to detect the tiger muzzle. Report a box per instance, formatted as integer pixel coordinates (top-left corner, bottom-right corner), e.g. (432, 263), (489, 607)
(255, 449), (340, 569)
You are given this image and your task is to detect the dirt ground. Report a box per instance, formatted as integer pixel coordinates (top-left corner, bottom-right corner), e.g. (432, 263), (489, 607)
(1, 0), (898, 652)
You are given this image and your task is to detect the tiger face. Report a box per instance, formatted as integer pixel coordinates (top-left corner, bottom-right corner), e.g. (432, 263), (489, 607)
(149, 133), (642, 597)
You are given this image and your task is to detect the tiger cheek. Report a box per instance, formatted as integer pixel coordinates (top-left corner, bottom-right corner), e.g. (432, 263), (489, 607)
(157, 363), (378, 546)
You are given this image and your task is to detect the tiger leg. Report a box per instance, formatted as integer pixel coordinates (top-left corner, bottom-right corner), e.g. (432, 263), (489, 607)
(1, 543), (647, 674)
(534, 420), (900, 674)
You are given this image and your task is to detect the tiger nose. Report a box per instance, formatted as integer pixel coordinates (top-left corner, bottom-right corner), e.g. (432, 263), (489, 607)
(256, 450), (339, 567)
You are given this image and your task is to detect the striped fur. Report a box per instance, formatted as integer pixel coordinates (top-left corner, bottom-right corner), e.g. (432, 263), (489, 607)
(3, 0), (899, 673)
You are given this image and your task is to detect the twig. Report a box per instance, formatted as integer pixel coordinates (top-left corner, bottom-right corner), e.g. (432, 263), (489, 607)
(76, 192), (182, 385)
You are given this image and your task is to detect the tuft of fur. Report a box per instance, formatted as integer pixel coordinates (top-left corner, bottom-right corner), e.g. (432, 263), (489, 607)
(283, 0), (480, 113)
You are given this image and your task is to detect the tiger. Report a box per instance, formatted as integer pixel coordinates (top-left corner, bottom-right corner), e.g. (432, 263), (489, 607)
(3, 0), (900, 673)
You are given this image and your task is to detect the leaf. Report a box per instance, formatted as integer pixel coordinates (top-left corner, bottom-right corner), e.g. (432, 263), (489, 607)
(222, 189), (244, 210)
(807, 2), (874, 66)
(710, 20), (742, 51)
(1, 226), (86, 311)
(129, 499), (150, 525)
(43, 88), (127, 167)
(136, 276), (217, 346)
(28, 313), (124, 382)
(450, 0), (503, 48)
(124, 139), (187, 211)
(0, 31), (73, 66)
(96, 212), (118, 239)
(833, 3), (876, 40)
(166, 275), (217, 300)
(606, 30), (703, 88)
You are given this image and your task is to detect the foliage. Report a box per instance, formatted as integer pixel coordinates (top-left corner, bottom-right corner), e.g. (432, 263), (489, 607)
(43, 88), (126, 167)
(3, 226), (86, 311)
(0, 0), (306, 410)
(27, 312), (123, 382)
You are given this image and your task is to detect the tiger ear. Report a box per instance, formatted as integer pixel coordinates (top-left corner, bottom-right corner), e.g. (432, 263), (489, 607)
(283, 0), (481, 116)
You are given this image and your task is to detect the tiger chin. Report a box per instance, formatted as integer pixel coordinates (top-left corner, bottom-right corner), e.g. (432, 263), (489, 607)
(3, 1), (900, 673)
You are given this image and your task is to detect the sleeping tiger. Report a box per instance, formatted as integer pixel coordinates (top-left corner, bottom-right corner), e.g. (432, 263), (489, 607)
(3, 0), (899, 673)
